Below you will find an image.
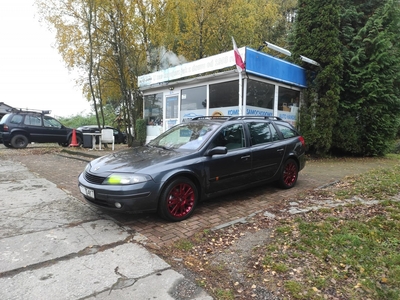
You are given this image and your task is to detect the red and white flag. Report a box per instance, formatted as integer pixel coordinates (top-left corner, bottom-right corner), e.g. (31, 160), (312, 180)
(232, 37), (245, 72)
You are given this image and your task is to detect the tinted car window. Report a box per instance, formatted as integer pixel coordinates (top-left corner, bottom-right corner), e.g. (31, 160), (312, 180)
(275, 123), (298, 139)
(249, 122), (280, 145)
(271, 124), (280, 141)
(9, 114), (23, 124)
(224, 124), (244, 150)
(209, 123), (244, 150)
(24, 114), (42, 126)
(43, 116), (62, 128)
(249, 122), (271, 145)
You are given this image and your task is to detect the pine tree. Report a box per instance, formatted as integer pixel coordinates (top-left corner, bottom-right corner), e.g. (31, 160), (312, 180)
(291, 0), (343, 155)
(334, 0), (400, 156)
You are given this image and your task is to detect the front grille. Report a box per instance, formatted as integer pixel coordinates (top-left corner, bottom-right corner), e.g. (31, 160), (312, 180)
(84, 171), (106, 184)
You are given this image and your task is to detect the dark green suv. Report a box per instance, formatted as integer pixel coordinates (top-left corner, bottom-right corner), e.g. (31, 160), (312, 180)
(0, 109), (82, 149)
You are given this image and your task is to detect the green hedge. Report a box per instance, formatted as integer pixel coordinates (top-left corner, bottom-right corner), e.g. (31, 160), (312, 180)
(136, 119), (147, 146)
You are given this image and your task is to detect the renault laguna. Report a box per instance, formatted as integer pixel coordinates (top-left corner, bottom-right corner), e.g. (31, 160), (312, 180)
(78, 116), (306, 222)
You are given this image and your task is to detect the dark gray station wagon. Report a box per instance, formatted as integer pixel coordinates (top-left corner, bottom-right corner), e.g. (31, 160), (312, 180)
(78, 116), (306, 222)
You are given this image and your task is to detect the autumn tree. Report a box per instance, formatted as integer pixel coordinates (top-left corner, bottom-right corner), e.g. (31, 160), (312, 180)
(162, 0), (281, 61)
(259, 0), (297, 49)
(35, 0), (148, 143)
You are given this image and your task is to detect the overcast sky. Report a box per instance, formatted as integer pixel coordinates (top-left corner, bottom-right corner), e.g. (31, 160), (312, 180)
(0, 1), (92, 118)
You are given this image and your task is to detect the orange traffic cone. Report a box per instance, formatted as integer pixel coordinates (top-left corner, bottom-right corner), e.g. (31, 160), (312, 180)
(69, 129), (79, 147)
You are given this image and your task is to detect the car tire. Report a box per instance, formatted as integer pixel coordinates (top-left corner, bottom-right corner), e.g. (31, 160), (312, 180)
(3, 142), (13, 148)
(277, 158), (299, 189)
(158, 177), (198, 222)
(10, 134), (29, 149)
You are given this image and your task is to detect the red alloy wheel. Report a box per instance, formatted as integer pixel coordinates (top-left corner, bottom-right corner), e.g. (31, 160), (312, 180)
(282, 159), (298, 188)
(166, 182), (195, 218)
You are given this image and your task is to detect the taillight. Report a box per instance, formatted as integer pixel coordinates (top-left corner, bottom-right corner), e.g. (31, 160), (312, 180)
(299, 136), (305, 147)
(3, 124), (9, 132)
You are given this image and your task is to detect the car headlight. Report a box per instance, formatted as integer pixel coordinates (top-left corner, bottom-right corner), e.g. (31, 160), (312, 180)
(103, 173), (152, 185)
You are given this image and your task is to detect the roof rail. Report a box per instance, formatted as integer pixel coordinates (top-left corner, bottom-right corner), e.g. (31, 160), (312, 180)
(191, 116), (230, 121)
(190, 116), (283, 121)
(6, 108), (52, 115)
(227, 116), (282, 121)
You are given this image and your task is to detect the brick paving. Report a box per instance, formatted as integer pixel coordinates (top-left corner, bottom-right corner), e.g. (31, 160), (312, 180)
(1, 144), (391, 247)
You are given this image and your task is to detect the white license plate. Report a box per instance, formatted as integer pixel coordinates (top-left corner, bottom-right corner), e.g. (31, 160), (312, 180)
(79, 185), (94, 198)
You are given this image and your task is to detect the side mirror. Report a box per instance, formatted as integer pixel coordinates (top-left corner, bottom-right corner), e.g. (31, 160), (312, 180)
(205, 146), (228, 156)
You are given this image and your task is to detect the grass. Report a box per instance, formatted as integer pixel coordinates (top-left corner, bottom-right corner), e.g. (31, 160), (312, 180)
(173, 239), (193, 251)
(262, 156), (400, 299)
(161, 155), (400, 300)
(267, 201), (400, 299)
(334, 164), (400, 200)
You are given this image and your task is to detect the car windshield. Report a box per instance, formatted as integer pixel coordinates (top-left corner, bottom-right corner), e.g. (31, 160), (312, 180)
(148, 122), (219, 150)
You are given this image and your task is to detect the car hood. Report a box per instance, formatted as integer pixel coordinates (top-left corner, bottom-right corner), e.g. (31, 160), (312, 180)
(89, 146), (187, 174)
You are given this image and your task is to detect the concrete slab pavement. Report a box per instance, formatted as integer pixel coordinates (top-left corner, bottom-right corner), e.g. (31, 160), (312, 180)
(0, 159), (212, 300)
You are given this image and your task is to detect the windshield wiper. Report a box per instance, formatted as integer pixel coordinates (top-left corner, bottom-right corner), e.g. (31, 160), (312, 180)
(148, 144), (174, 151)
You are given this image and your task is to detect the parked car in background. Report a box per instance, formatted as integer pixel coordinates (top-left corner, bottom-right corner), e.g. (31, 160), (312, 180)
(0, 109), (82, 149)
(78, 116), (306, 222)
(76, 125), (128, 144)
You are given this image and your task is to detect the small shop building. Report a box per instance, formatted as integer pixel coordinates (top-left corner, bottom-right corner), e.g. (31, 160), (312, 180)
(0, 102), (14, 119)
(138, 46), (307, 142)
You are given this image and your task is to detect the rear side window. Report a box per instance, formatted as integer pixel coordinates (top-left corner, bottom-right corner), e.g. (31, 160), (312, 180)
(248, 122), (280, 145)
(275, 123), (298, 139)
(9, 114), (24, 124)
(24, 114), (42, 126)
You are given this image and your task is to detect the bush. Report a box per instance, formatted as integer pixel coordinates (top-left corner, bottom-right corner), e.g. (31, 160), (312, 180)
(136, 119), (147, 146)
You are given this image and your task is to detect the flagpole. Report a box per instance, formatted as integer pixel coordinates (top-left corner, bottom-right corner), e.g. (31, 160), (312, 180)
(238, 70), (242, 116)
(232, 37), (245, 116)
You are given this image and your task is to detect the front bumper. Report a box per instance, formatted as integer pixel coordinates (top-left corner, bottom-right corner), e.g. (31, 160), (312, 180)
(78, 172), (160, 213)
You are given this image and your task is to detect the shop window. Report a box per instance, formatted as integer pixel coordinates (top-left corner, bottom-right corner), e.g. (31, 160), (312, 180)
(246, 80), (274, 109)
(181, 86), (207, 120)
(181, 86), (207, 110)
(144, 93), (163, 125)
(209, 81), (239, 108)
(278, 87), (300, 112)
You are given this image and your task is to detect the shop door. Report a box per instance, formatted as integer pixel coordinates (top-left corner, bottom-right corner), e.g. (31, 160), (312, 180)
(164, 95), (179, 130)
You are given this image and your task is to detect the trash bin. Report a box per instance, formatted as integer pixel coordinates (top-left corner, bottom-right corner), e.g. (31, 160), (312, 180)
(82, 129), (93, 148)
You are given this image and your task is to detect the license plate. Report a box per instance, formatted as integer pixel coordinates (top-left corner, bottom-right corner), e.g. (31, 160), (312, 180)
(79, 185), (94, 198)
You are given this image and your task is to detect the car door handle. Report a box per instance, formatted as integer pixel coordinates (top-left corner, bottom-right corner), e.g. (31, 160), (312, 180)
(277, 148), (284, 152)
(241, 155), (251, 160)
